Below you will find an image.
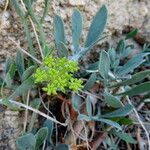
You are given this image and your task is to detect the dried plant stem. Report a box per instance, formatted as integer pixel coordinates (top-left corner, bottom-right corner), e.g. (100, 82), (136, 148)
(8, 99), (67, 126)
(119, 86), (150, 149)
(20, 0), (44, 59)
(8, 37), (42, 64)
(126, 96), (150, 149)
(110, 72), (150, 149)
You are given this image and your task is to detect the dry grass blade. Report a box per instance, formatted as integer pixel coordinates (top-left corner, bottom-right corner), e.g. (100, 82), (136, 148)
(8, 37), (42, 64)
(8, 99), (67, 126)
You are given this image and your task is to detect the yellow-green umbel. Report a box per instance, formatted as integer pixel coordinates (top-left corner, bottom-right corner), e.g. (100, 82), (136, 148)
(34, 55), (83, 95)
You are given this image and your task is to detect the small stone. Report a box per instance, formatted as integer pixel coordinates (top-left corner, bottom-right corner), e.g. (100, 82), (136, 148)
(68, 0), (86, 6)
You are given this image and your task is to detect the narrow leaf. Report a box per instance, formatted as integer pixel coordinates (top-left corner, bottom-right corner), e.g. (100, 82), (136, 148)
(57, 42), (68, 58)
(117, 81), (150, 96)
(86, 96), (92, 116)
(22, 66), (36, 81)
(72, 9), (82, 52)
(116, 53), (149, 75)
(85, 5), (107, 48)
(111, 70), (150, 87)
(10, 76), (34, 98)
(125, 28), (138, 40)
(78, 114), (91, 121)
(16, 51), (25, 79)
(35, 127), (48, 149)
(5, 57), (13, 73)
(101, 104), (133, 118)
(84, 73), (97, 90)
(11, 0), (24, 19)
(99, 50), (110, 79)
(112, 130), (137, 144)
(92, 117), (122, 130)
(28, 98), (41, 132)
(72, 93), (81, 112)
(104, 92), (123, 108)
(43, 119), (54, 143)
(54, 15), (66, 46)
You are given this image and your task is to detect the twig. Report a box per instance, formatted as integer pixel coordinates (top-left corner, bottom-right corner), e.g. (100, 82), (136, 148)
(7, 99), (67, 126)
(8, 37), (42, 64)
(110, 72), (150, 149)
(126, 95), (150, 149)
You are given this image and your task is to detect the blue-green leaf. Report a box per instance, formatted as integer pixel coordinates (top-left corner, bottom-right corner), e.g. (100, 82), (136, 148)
(112, 130), (137, 144)
(54, 15), (66, 46)
(84, 5), (107, 48)
(56, 144), (69, 150)
(117, 81), (150, 96)
(16, 51), (25, 79)
(16, 133), (36, 150)
(86, 95), (92, 116)
(72, 9), (82, 53)
(35, 127), (48, 149)
(43, 119), (54, 143)
(57, 42), (68, 58)
(22, 66), (36, 81)
(72, 93), (81, 112)
(84, 73), (97, 90)
(28, 99), (41, 132)
(111, 70), (150, 87)
(101, 104), (133, 118)
(5, 57), (13, 74)
(92, 117), (122, 130)
(116, 53), (149, 75)
(99, 50), (110, 79)
(104, 92), (123, 108)
(78, 114), (91, 121)
(10, 76), (34, 98)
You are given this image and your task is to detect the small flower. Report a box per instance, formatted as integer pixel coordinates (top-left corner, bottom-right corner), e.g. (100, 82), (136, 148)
(34, 55), (83, 95)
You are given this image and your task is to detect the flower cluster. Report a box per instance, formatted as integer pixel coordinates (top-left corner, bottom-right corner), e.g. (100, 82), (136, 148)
(34, 55), (83, 95)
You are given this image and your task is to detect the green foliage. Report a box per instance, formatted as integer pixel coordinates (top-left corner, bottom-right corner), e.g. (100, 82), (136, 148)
(43, 119), (54, 143)
(110, 70), (150, 87)
(53, 5), (108, 61)
(112, 130), (137, 144)
(34, 55), (83, 95)
(104, 92), (123, 108)
(84, 73), (97, 90)
(99, 50), (110, 79)
(72, 9), (83, 52)
(35, 127), (48, 149)
(2, 1), (150, 148)
(125, 28), (138, 40)
(101, 104), (133, 118)
(16, 51), (25, 80)
(84, 5), (107, 48)
(117, 81), (150, 96)
(16, 127), (48, 150)
(56, 144), (69, 150)
(10, 76), (35, 98)
(16, 133), (36, 150)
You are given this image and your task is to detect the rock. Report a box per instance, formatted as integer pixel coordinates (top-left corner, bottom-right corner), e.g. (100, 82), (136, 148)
(68, 0), (86, 6)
